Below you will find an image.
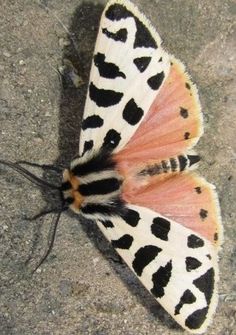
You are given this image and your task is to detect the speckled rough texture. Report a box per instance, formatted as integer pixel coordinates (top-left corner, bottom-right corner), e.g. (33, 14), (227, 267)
(0, 0), (235, 334)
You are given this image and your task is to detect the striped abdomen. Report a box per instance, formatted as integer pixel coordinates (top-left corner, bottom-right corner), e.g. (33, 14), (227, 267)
(138, 154), (200, 177)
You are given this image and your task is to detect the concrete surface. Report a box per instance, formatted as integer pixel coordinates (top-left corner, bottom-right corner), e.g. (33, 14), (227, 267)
(0, 0), (235, 334)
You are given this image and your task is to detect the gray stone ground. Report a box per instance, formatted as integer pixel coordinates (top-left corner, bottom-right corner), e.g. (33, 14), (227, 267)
(0, 0), (235, 334)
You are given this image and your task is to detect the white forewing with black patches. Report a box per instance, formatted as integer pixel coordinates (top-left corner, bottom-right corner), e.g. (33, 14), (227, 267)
(96, 204), (219, 334)
(62, 1), (221, 333)
(79, 0), (170, 155)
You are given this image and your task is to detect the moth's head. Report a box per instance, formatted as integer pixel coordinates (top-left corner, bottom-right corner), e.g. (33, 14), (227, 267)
(61, 168), (83, 213)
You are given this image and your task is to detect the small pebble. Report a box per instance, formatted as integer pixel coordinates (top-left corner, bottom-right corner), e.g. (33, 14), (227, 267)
(58, 37), (70, 48)
(3, 51), (11, 58)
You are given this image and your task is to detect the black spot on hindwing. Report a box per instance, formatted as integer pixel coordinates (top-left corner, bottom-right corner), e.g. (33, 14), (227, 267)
(82, 115), (103, 130)
(102, 28), (128, 42)
(199, 208), (208, 220)
(147, 71), (164, 90)
(185, 82), (191, 90)
(174, 289), (196, 315)
(151, 260), (172, 298)
(123, 99), (144, 125)
(132, 245), (162, 276)
(195, 187), (202, 194)
(184, 132), (190, 140)
(112, 234), (133, 249)
(133, 57), (151, 72)
(94, 53), (126, 79)
(151, 217), (170, 241)
(89, 82), (123, 107)
(121, 208), (140, 227)
(180, 107), (189, 118)
(187, 234), (205, 248)
(103, 129), (121, 150)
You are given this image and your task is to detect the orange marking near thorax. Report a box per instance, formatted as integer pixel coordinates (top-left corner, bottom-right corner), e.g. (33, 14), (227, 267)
(63, 169), (84, 210)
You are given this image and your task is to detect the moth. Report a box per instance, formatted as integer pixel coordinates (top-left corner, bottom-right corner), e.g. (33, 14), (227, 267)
(1, 0), (222, 333)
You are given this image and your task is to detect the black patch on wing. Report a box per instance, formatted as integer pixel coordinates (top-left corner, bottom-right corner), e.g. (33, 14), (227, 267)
(193, 268), (215, 305)
(187, 234), (205, 248)
(102, 27), (128, 42)
(133, 57), (151, 72)
(89, 82), (123, 107)
(105, 4), (133, 20)
(199, 208), (208, 220)
(185, 82), (191, 90)
(185, 257), (202, 272)
(147, 71), (164, 90)
(121, 208), (140, 227)
(122, 99), (144, 125)
(82, 140), (94, 156)
(72, 151), (115, 176)
(94, 53), (126, 79)
(82, 115), (103, 130)
(105, 4), (157, 49)
(103, 129), (121, 150)
(174, 289), (196, 315)
(184, 132), (190, 140)
(195, 186), (202, 194)
(132, 245), (162, 276)
(185, 307), (209, 330)
(151, 260), (172, 298)
(180, 107), (189, 118)
(79, 178), (121, 196)
(178, 155), (188, 171)
(112, 234), (133, 249)
(133, 18), (157, 49)
(99, 219), (114, 228)
(151, 217), (170, 241)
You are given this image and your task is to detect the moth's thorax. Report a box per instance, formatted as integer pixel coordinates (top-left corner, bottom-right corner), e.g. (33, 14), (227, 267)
(61, 152), (124, 217)
(62, 169), (84, 213)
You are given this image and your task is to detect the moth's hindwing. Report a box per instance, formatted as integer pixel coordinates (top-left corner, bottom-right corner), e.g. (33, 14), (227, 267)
(79, 0), (170, 156)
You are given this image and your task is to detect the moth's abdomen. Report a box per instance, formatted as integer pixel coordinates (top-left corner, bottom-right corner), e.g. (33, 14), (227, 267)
(62, 151), (124, 219)
(139, 154), (200, 177)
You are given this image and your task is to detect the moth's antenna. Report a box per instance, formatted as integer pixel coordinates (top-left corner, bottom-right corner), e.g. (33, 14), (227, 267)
(0, 160), (60, 190)
(32, 209), (63, 273)
(16, 160), (63, 173)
